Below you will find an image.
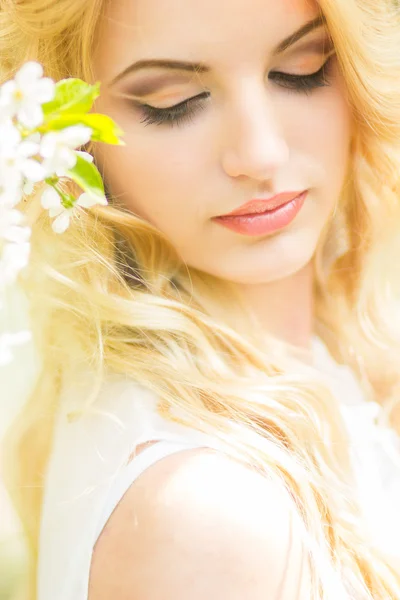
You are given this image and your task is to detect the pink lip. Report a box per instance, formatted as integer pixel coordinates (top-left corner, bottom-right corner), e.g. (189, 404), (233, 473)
(220, 191), (306, 217)
(213, 191), (307, 237)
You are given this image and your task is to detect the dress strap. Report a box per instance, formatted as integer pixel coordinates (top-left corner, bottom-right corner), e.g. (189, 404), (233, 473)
(94, 438), (206, 542)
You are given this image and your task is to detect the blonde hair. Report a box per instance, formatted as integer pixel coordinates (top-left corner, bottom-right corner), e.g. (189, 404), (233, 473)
(2, 0), (400, 597)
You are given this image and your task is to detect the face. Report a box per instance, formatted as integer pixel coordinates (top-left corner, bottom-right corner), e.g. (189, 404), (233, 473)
(93, 0), (352, 285)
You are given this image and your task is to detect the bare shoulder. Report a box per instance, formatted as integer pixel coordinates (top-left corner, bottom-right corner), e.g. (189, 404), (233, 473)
(89, 448), (311, 600)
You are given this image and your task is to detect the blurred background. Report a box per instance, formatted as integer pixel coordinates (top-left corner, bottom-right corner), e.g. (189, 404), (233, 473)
(0, 286), (39, 600)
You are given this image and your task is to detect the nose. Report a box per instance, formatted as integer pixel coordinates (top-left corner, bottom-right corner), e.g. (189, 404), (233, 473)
(221, 86), (289, 181)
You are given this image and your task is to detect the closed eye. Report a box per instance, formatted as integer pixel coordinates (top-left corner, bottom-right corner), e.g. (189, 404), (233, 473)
(269, 55), (335, 94)
(133, 55), (335, 127)
(134, 91), (210, 127)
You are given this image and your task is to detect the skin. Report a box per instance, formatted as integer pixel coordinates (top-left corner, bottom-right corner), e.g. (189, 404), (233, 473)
(90, 449), (311, 600)
(92, 0), (352, 348)
(88, 2), (353, 596)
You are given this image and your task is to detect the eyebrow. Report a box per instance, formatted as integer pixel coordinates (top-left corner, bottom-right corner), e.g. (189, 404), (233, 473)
(111, 13), (327, 85)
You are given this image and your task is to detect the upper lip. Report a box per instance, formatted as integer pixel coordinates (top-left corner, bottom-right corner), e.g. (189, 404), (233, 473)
(217, 191), (306, 217)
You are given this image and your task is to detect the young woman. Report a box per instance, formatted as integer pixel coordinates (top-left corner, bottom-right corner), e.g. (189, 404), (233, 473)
(2, 0), (400, 598)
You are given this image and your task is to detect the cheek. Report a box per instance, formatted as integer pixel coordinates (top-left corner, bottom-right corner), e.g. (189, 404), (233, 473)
(312, 98), (351, 171)
(100, 125), (210, 230)
(284, 91), (352, 188)
(291, 94), (351, 167)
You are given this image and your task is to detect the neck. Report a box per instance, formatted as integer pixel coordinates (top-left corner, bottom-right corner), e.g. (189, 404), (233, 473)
(234, 262), (315, 350)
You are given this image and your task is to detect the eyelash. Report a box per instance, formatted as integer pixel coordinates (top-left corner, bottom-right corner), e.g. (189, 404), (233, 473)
(137, 56), (333, 128)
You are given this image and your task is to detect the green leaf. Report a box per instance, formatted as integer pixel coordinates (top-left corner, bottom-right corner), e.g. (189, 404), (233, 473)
(66, 154), (105, 200)
(41, 113), (124, 145)
(42, 79), (101, 117)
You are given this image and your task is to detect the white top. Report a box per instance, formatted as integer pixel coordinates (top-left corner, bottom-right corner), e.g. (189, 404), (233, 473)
(37, 338), (400, 600)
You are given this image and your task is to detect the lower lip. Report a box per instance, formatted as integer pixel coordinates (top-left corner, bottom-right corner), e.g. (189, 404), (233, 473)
(214, 191), (307, 237)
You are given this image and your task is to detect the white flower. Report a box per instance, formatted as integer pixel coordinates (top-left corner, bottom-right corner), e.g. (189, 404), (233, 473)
(0, 119), (46, 206)
(0, 240), (31, 286)
(0, 180), (23, 209)
(0, 61), (55, 128)
(0, 208), (31, 288)
(40, 187), (70, 234)
(75, 150), (94, 163)
(25, 131), (41, 144)
(0, 330), (32, 366)
(23, 181), (35, 196)
(0, 120), (23, 204)
(0, 206), (31, 244)
(41, 186), (107, 234)
(77, 192), (108, 208)
(0, 118), (20, 148)
(40, 125), (93, 176)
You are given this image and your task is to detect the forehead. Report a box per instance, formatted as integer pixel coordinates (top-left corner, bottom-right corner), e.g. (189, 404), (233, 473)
(95, 0), (320, 76)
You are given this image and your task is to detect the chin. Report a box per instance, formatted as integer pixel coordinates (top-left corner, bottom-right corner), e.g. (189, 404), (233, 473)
(208, 234), (318, 285)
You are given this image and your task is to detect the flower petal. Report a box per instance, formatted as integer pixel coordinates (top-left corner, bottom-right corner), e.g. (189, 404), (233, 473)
(41, 186), (61, 210)
(0, 120), (21, 153)
(77, 192), (108, 208)
(21, 158), (47, 183)
(18, 140), (40, 158)
(0, 207), (23, 238)
(75, 151), (94, 163)
(48, 205), (65, 218)
(0, 183), (23, 208)
(0, 241), (31, 285)
(52, 211), (70, 234)
(15, 61), (43, 86)
(17, 103), (44, 128)
(0, 331), (31, 366)
(35, 77), (56, 103)
(60, 125), (93, 148)
(0, 81), (17, 107)
(40, 132), (58, 158)
(23, 181), (35, 196)
(60, 147), (78, 170)
(5, 225), (31, 244)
